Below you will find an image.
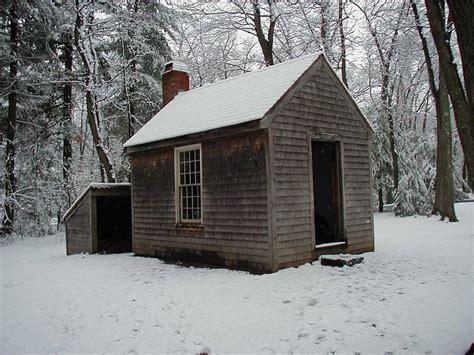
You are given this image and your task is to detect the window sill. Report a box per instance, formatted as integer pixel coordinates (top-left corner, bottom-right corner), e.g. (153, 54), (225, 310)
(175, 223), (204, 231)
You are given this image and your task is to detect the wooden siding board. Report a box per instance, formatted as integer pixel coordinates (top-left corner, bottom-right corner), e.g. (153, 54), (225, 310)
(270, 64), (374, 268)
(131, 130), (272, 271)
(65, 192), (91, 255)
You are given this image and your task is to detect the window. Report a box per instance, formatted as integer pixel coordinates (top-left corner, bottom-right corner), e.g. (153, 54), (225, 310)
(175, 144), (202, 223)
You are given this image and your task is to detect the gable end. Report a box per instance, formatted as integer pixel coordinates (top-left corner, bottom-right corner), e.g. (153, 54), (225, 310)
(260, 55), (374, 136)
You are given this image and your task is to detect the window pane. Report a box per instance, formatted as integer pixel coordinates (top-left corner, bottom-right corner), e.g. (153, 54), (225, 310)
(197, 188), (201, 207)
(177, 147), (201, 222)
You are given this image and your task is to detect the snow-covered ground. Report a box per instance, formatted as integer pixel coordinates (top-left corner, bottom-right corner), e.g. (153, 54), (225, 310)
(1, 204), (473, 354)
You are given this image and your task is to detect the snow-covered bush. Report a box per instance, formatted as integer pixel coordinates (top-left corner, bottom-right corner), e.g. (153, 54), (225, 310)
(394, 131), (436, 216)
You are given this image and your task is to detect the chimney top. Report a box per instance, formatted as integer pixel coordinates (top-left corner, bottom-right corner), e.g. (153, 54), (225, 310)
(164, 61), (190, 74)
(162, 60), (190, 107)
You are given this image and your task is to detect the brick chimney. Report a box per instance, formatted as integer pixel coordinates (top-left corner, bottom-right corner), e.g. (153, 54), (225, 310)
(162, 61), (190, 107)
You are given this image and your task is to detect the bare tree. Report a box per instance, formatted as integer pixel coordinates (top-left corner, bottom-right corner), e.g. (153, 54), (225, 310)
(411, 0), (456, 221)
(338, 0), (348, 85)
(74, 0), (115, 183)
(251, 0), (277, 66)
(187, 0), (279, 66)
(62, 40), (74, 204)
(352, 0), (407, 199)
(424, 0), (474, 189)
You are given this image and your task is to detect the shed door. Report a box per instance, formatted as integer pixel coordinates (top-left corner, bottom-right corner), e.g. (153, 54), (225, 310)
(312, 141), (344, 245)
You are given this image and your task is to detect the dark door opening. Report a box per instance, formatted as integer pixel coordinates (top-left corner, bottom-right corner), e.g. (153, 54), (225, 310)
(96, 196), (132, 253)
(312, 141), (344, 246)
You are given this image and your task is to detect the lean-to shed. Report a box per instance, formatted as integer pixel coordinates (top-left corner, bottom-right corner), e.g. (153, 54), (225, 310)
(64, 183), (132, 255)
(124, 53), (375, 272)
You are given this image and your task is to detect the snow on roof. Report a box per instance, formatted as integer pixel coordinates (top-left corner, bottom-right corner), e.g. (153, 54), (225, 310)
(124, 53), (322, 148)
(88, 183), (131, 189)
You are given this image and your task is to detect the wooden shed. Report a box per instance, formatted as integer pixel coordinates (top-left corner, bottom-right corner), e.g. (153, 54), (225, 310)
(124, 53), (375, 272)
(63, 183), (132, 255)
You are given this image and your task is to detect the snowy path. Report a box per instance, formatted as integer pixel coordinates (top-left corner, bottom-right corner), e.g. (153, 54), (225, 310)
(1, 204), (473, 354)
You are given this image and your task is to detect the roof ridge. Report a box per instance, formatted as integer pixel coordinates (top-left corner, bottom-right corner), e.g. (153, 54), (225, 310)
(124, 52), (323, 148)
(181, 52), (322, 96)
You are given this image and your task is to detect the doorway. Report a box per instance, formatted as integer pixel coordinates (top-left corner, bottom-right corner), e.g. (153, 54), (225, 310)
(312, 141), (344, 246)
(96, 196), (132, 253)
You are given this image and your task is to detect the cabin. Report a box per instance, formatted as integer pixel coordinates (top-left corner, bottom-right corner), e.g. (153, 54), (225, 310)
(63, 183), (132, 255)
(123, 53), (375, 272)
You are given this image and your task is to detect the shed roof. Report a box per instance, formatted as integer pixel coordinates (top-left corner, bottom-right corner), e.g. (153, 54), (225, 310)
(63, 183), (131, 222)
(124, 53), (372, 148)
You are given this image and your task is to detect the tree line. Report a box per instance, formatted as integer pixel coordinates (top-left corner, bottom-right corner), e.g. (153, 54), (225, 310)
(1, 0), (472, 237)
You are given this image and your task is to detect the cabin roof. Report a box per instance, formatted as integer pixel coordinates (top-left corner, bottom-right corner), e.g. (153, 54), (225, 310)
(124, 53), (373, 148)
(63, 183), (131, 222)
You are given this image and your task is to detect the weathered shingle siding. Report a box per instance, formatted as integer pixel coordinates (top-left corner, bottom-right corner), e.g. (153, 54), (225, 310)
(65, 193), (91, 255)
(131, 130), (271, 271)
(271, 66), (374, 268)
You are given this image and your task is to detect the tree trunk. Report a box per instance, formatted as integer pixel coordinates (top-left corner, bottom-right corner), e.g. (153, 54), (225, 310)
(338, 0), (348, 86)
(62, 41), (73, 205)
(411, 0), (457, 221)
(124, 1), (138, 138)
(446, 0), (474, 113)
(320, 0), (330, 57)
(127, 83), (136, 139)
(387, 111), (399, 191)
(2, 1), (18, 236)
(361, 1), (404, 194)
(74, 0), (116, 183)
(378, 187), (384, 212)
(425, 0), (474, 189)
(433, 72), (457, 220)
(253, 1), (275, 66)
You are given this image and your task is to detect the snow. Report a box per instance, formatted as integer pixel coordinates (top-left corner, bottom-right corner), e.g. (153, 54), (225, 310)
(316, 241), (346, 249)
(124, 53), (321, 147)
(319, 253), (360, 261)
(1, 203), (473, 353)
(164, 61), (190, 74)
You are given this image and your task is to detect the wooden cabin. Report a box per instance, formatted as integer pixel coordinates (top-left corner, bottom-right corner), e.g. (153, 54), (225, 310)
(63, 183), (132, 255)
(124, 53), (375, 272)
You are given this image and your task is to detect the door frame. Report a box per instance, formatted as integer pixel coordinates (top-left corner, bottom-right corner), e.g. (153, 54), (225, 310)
(307, 132), (347, 248)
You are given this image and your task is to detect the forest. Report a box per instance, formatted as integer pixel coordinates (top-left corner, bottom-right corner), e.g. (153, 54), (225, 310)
(1, 0), (473, 238)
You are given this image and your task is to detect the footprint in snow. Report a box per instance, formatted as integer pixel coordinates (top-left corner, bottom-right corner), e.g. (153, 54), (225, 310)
(197, 346), (211, 354)
(298, 332), (309, 339)
(307, 298), (318, 306)
(260, 346), (276, 354)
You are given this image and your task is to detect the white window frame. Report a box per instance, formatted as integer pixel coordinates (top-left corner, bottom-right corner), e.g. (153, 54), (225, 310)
(174, 143), (203, 224)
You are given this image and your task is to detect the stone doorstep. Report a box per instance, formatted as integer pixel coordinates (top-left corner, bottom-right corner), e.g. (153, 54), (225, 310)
(320, 254), (364, 267)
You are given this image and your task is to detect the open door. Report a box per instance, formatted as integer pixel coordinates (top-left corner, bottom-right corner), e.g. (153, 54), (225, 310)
(96, 196), (132, 253)
(312, 141), (344, 246)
